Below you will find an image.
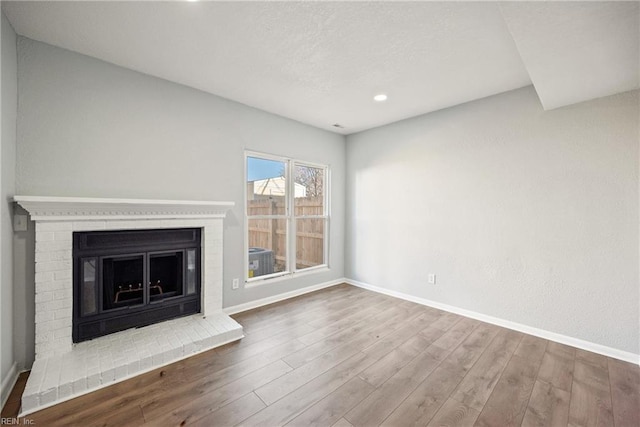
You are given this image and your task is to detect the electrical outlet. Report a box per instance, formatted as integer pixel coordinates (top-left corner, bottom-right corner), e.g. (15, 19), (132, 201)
(428, 274), (436, 285)
(232, 278), (240, 290)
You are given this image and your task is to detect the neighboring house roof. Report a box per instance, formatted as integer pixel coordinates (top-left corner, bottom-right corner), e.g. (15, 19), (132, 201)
(251, 176), (307, 198)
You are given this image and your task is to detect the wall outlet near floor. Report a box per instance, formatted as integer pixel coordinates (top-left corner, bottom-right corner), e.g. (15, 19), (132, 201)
(428, 274), (436, 285)
(232, 278), (240, 290)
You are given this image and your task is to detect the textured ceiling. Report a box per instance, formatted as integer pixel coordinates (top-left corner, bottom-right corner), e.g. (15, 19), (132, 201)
(2, 1), (638, 135)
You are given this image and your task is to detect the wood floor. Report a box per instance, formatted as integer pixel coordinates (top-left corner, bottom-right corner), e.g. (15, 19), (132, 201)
(2, 284), (639, 426)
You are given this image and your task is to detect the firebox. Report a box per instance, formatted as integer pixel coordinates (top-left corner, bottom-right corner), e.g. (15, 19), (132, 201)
(73, 228), (201, 342)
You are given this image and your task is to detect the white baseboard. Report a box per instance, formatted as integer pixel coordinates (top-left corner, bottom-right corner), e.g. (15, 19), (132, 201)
(346, 278), (640, 366)
(1, 362), (19, 410)
(223, 278), (345, 315)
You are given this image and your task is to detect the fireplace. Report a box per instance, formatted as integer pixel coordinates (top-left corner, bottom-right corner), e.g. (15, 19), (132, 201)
(73, 228), (202, 342)
(13, 196), (244, 415)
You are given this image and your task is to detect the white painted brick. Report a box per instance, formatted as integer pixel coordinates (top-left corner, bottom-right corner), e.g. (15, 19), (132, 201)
(23, 380), (39, 397)
(34, 346), (46, 360)
(35, 332), (56, 344)
(50, 250), (72, 261)
(56, 342), (73, 355)
(37, 222), (72, 232)
(183, 342), (196, 355)
(101, 368), (115, 384)
(192, 323), (209, 341)
(39, 318), (71, 333)
(167, 347), (182, 362)
(54, 270), (72, 280)
(35, 310), (55, 323)
(36, 260), (71, 273)
(36, 241), (70, 252)
(36, 232), (55, 242)
(59, 361), (75, 387)
(34, 342), (53, 359)
(53, 327), (71, 339)
(166, 333), (181, 349)
(72, 221), (107, 231)
(21, 392), (40, 412)
(105, 221), (128, 230)
(35, 291), (54, 303)
(50, 280), (70, 291)
(35, 272), (55, 284)
(37, 281), (57, 292)
(34, 301), (50, 314)
(41, 357), (62, 390)
(25, 360), (46, 393)
(53, 289), (73, 301)
(35, 251), (51, 263)
(57, 317), (72, 329)
(87, 372), (101, 389)
(106, 220), (149, 230)
(151, 352), (164, 366)
(57, 382), (72, 400)
(139, 355), (153, 371)
(37, 250), (72, 263)
(114, 364), (128, 381)
(72, 377), (87, 395)
(53, 231), (73, 241)
(39, 387), (59, 406)
(42, 298), (72, 311)
(202, 320), (219, 336)
(53, 308), (71, 320)
(87, 358), (100, 371)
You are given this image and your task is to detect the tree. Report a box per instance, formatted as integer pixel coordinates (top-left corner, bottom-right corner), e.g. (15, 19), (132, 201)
(295, 166), (324, 198)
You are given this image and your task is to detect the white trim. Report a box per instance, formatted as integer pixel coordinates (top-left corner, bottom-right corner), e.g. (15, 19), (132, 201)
(1, 362), (19, 410)
(244, 151), (330, 283)
(293, 163), (330, 274)
(224, 278), (344, 315)
(13, 196), (234, 221)
(243, 151), (249, 282)
(346, 278), (640, 366)
(245, 266), (331, 288)
(246, 270), (292, 285)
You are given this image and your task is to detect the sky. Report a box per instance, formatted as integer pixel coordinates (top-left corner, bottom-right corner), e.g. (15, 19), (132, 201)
(247, 156), (284, 181)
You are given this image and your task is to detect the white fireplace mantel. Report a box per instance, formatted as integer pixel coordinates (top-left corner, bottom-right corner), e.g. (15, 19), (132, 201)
(14, 195), (234, 221)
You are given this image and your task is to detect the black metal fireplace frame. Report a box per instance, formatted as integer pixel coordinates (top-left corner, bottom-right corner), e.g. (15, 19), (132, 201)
(72, 228), (201, 343)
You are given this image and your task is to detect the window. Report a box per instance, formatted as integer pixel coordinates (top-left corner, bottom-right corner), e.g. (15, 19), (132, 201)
(246, 152), (329, 282)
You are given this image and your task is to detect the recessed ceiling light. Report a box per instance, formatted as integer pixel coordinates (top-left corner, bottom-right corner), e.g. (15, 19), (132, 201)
(373, 94), (388, 102)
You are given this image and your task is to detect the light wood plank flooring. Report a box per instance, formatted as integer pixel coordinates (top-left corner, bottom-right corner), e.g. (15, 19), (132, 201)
(2, 284), (639, 426)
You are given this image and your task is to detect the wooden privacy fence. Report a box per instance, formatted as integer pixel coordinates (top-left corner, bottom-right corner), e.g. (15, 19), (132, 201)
(248, 197), (324, 269)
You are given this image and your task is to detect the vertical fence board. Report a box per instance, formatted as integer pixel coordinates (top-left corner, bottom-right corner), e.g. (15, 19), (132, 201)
(248, 197), (324, 270)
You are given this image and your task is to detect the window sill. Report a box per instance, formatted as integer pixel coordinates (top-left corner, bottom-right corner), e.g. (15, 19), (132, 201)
(244, 265), (330, 288)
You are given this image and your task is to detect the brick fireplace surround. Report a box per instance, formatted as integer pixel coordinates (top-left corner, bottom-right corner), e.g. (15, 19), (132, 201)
(13, 196), (244, 415)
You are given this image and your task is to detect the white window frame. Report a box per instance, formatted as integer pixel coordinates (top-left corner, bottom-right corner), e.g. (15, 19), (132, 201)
(245, 151), (330, 285)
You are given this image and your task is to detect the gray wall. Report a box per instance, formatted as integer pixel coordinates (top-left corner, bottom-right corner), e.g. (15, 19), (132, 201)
(346, 86), (639, 355)
(1, 11), (17, 397)
(14, 37), (346, 369)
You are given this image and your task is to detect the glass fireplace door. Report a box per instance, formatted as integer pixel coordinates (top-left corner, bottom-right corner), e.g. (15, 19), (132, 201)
(149, 251), (184, 302)
(103, 254), (145, 310)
